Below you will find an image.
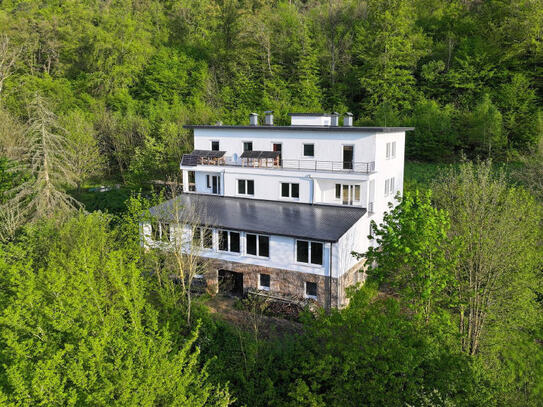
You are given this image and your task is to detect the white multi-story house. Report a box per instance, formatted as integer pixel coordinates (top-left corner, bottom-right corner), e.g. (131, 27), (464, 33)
(142, 112), (411, 309)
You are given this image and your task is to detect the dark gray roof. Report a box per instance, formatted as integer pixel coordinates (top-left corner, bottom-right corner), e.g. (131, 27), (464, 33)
(183, 125), (414, 132)
(148, 194), (366, 242)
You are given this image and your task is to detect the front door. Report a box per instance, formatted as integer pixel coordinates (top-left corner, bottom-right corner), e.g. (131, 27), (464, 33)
(343, 145), (353, 170)
(212, 175), (220, 194)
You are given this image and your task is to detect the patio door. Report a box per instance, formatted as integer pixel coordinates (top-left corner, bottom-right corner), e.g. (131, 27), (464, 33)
(273, 143), (282, 165)
(212, 175), (220, 194)
(343, 145), (353, 170)
(342, 184), (360, 205)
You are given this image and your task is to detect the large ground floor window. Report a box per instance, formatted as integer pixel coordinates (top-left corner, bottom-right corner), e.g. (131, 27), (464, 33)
(246, 233), (269, 257)
(296, 240), (324, 265)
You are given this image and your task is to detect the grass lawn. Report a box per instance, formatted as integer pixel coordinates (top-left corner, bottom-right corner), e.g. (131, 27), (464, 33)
(404, 159), (524, 193)
(404, 161), (452, 192)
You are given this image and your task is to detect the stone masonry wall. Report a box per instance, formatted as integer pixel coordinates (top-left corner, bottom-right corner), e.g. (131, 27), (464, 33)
(201, 257), (365, 309)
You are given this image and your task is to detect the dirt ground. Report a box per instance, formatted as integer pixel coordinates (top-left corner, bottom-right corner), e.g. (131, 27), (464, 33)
(204, 295), (304, 339)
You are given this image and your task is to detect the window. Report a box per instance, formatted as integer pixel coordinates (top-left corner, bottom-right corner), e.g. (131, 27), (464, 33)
(211, 141), (220, 151)
(218, 230), (240, 253)
(246, 234), (269, 257)
(335, 184), (361, 205)
(193, 227), (213, 249)
(385, 177), (396, 197)
(303, 144), (314, 157)
(305, 281), (317, 298)
(206, 175), (211, 188)
(311, 242), (323, 265)
(296, 240), (323, 265)
(151, 221), (170, 242)
(259, 273), (270, 290)
(281, 183), (300, 198)
(386, 141), (397, 159)
(243, 142), (253, 152)
(237, 179), (254, 195)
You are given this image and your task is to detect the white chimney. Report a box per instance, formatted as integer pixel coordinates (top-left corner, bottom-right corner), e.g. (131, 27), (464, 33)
(343, 112), (353, 127)
(331, 112), (339, 126)
(249, 113), (258, 126)
(264, 111), (274, 126)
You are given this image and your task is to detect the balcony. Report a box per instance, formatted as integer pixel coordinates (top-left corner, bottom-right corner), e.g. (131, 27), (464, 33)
(181, 150), (375, 174)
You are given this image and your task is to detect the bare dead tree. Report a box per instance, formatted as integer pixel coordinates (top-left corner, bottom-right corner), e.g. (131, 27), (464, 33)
(3, 94), (79, 226)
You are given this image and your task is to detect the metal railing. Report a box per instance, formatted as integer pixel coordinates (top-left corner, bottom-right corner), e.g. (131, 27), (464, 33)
(280, 159), (375, 173)
(182, 155), (375, 174)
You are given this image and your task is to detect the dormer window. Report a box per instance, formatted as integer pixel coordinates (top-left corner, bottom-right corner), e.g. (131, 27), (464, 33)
(303, 144), (314, 157)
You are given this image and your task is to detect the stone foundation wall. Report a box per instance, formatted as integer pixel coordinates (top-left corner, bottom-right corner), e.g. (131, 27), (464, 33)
(337, 259), (367, 307)
(201, 257), (365, 309)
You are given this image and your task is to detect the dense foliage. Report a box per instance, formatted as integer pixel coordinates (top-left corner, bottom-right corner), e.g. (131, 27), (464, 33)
(0, 0), (541, 190)
(0, 213), (231, 406)
(0, 1), (542, 405)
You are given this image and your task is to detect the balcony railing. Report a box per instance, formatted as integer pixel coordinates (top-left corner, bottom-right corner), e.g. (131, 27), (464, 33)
(181, 154), (375, 174)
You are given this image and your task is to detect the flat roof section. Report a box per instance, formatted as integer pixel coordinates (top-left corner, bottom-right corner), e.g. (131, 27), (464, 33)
(148, 193), (367, 242)
(183, 125), (414, 132)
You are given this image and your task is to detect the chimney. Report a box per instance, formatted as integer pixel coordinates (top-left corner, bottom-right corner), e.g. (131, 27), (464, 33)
(264, 110), (274, 126)
(331, 112), (339, 127)
(249, 113), (259, 126)
(343, 112), (353, 127)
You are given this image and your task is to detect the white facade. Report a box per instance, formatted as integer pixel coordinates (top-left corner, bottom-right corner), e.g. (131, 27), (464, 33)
(145, 113), (410, 306)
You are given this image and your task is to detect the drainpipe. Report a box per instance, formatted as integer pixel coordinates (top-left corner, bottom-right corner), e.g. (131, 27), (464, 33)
(329, 242), (333, 311)
(308, 175), (314, 204)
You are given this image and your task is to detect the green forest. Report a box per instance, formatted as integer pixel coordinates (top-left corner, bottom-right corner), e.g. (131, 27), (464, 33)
(0, 0), (542, 406)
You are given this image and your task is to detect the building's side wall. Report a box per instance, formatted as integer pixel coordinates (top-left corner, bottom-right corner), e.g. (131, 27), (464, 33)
(334, 215), (369, 276)
(373, 131), (405, 214)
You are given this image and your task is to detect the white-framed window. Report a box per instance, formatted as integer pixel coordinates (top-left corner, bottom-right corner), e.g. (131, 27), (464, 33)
(335, 184), (361, 205)
(193, 227), (213, 249)
(259, 273), (270, 291)
(384, 177), (396, 197)
(305, 281), (318, 299)
(211, 140), (220, 151)
(246, 233), (269, 258)
(151, 221), (171, 242)
(386, 141), (397, 159)
(303, 143), (314, 157)
(218, 230), (241, 253)
(296, 240), (324, 266)
(237, 179), (255, 195)
(280, 182), (300, 199)
(243, 141), (253, 152)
